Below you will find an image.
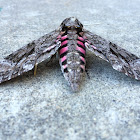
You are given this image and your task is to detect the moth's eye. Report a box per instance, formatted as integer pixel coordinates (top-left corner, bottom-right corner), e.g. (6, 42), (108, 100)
(62, 26), (71, 31)
(75, 25), (81, 28)
(75, 25), (82, 31)
(75, 25), (82, 30)
(66, 26), (71, 29)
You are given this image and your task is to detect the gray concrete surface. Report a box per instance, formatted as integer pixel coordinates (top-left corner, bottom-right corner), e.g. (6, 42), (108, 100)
(0, 0), (140, 139)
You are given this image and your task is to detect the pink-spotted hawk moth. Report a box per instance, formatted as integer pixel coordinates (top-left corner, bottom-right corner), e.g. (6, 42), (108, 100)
(0, 17), (140, 91)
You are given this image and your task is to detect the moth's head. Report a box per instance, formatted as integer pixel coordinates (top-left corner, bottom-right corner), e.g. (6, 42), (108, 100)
(60, 17), (83, 31)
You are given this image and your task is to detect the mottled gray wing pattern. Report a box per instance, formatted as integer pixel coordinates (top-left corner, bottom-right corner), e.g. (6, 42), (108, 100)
(0, 30), (61, 83)
(84, 30), (140, 80)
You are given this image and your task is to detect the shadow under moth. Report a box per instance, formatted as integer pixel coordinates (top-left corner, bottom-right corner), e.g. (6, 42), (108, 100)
(0, 17), (140, 91)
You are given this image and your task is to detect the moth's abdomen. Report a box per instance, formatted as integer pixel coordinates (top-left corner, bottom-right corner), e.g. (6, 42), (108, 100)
(59, 35), (86, 74)
(59, 33), (86, 91)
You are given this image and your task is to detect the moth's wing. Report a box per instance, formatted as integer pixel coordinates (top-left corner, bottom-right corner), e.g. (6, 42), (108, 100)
(0, 29), (61, 83)
(83, 29), (140, 80)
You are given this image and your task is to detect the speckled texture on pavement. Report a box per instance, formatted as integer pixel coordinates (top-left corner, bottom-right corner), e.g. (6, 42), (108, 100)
(0, 0), (140, 139)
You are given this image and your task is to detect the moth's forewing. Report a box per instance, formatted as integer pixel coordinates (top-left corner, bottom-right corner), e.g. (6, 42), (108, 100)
(84, 29), (140, 80)
(0, 30), (61, 83)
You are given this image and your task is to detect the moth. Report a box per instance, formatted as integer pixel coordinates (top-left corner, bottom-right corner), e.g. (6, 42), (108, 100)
(0, 17), (140, 91)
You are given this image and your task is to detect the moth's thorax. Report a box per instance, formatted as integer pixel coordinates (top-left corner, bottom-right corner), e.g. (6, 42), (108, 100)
(59, 30), (86, 91)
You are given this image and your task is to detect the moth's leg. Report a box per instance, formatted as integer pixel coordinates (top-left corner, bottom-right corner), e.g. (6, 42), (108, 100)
(34, 64), (38, 76)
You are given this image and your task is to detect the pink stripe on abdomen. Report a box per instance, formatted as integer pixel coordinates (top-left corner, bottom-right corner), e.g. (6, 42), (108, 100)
(61, 56), (67, 63)
(80, 56), (86, 63)
(80, 65), (85, 72)
(78, 36), (84, 42)
(59, 47), (68, 55)
(77, 41), (85, 47)
(61, 40), (68, 46)
(76, 46), (86, 54)
(61, 35), (67, 41)
(63, 64), (67, 69)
